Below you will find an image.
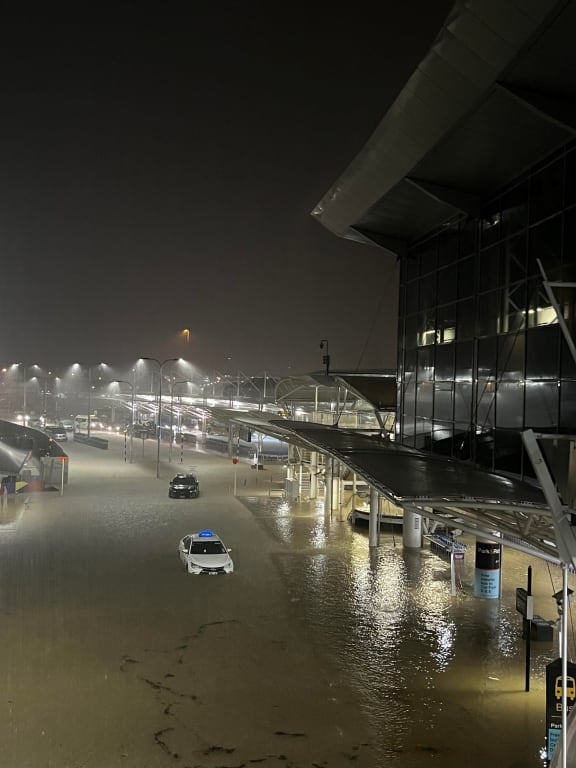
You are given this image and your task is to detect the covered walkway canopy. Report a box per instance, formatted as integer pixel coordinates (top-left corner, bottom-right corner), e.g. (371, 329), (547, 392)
(204, 406), (561, 562)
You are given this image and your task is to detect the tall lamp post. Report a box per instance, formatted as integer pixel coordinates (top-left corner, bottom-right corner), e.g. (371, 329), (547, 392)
(169, 379), (193, 462)
(110, 380), (135, 463)
(16, 363), (39, 424)
(141, 358), (179, 478)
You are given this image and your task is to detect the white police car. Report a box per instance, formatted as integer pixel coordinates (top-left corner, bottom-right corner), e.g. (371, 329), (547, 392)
(178, 530), (234, 575)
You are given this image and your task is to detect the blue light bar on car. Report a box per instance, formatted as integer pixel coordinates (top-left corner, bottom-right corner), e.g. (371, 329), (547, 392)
(198, 530), (214, 537)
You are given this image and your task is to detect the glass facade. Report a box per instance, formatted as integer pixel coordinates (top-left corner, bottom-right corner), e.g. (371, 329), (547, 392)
(398, 142), (576, 479)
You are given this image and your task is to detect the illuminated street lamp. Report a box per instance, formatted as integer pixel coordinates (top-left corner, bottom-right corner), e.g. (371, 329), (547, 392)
(109, 380), (135, 463)
(14, 363), (39, 423)
(73, 362), (108, 437)
(169, 379), (193, 462)
(140, 357), (179, 478)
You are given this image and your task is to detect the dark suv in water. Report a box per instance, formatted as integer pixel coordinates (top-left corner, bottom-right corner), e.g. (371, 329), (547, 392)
(169, 473), (200, 499)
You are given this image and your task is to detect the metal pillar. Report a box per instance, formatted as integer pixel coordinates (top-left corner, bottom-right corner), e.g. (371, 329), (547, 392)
(310, 451), (318, 499)
(402, 508), (422, 548)
(324, 459), (332, 515)
(369, 487), (380, 548)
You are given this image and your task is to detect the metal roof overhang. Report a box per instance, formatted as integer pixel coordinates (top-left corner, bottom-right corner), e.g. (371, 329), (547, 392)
(201, 407), (558, 562)
(312, 0), (576, 252)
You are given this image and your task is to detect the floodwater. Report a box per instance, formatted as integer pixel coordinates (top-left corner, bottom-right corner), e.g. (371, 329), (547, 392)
(0, 438), (570, 767)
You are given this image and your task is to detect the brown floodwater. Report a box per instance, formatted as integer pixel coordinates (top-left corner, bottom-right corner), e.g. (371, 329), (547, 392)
(0, 439), (570, 767)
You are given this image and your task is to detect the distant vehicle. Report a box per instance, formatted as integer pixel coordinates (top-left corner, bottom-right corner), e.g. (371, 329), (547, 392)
(44, 425), (68, 442)
(178, 530), (234, 575)
(169, 473), (199, 499)
(74, 415), (103, 432)
(60, 419), (75, 432)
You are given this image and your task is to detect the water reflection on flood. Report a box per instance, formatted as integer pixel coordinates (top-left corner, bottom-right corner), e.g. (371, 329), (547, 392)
(243, 494), (556, 765)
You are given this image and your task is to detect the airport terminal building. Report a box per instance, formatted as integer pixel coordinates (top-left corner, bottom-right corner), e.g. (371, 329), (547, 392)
(313, 0), (576, 490)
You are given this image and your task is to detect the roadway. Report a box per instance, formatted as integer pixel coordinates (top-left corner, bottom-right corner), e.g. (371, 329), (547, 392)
(0, 433), (570, 767)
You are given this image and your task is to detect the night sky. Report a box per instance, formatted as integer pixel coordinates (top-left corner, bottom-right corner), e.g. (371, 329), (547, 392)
(0, 5), (452, 377)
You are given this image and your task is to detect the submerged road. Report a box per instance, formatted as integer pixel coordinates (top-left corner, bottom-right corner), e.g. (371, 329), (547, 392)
(0, 434), (570, 766)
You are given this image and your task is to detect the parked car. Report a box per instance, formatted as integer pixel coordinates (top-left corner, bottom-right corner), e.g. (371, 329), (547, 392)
(44, 425), (68, 441)
(178, 530), (234, 574)
(169, 473), (199, 498)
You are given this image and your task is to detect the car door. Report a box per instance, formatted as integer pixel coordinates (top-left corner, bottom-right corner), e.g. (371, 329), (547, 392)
(179, 536), (191, 566)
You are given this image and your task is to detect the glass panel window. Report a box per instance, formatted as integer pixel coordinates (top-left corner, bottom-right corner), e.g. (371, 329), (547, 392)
(530, 157), (564, 224)
(458, 255), (475, 298)
(494, 430), (522, 475)
(501, 181), (529, 238)
(438, 228), (460, 267)
(418, 308), (437, 347)
(431, 421), (454, 456)
(419, 272), (437, 311)
(526, 326), (559, 379)
(417, 346), (434, 382)
(406, 255), (419, 281)
(496, 381), (524, 427)
(503, 234), (527, 284)
(478, 290), (502, 337)
(478, 337), (497, 378)
(433, 382), (453, 420)
(477, 379), (496, 431)
(560, 381), (576, 430)
(405, 281), (418, 315)
(480, 200), (501, 248)
(437, 303), (456, 345)
(405, 314), (418, 350)
(497, 333), (525, 381)
(457, 298), (475, 340)
(525, 381), (558, 428)
(460, 218), (478, 257)
(454, 382), (472, 423)
(479, 245), (501, 292)
(455, 340), (473, 381)
(434, 344), (454, 381)
(415, 383), (433, 419)
(437, 263), (457, 305)
(528, 215), (562, 277)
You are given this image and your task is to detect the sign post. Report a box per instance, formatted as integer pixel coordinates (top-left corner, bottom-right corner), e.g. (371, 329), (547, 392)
(232, 457), (238, 495)
(59, 456), (68, 496)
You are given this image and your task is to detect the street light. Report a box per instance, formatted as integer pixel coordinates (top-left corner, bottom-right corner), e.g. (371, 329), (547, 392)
(74, 362), (108, 437)
(109, 380), (135, 463)
(14, 363), (39, 423)
(169, 379), (193, 462)
(140, 358), (179, 478)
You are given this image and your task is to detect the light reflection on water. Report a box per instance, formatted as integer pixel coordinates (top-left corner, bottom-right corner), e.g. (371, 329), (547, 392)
(243, 494), (554, 763)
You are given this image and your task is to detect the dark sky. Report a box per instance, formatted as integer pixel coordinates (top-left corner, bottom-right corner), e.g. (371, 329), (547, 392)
(0, 4), (452, 377)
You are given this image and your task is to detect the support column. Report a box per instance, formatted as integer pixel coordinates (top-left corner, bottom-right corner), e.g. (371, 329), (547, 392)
(331, 460), (340, 511)
(310, 451), (318, 499)
(369, 487), (379, 548)
(474, 539), (502, 599)
(227, 423), (234, 458)
(324, 458), (332, 515)
(403, 508), (422, 549)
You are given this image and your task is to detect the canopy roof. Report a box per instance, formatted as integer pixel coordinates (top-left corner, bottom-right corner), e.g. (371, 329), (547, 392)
(312, 0), (576, 254)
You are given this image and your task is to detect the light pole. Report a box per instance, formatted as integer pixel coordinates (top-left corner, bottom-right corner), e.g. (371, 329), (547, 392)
(110, 380), (135, 463)
(74, 362), (107, 437)
(169, 379), (193, 462)
(16, 363), (39, 424)
(141, 358), (179, 478)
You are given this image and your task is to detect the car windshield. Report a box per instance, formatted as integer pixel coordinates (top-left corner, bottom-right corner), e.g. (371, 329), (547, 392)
(173, 476), (196, 483)
(190, 541), (226, 555)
